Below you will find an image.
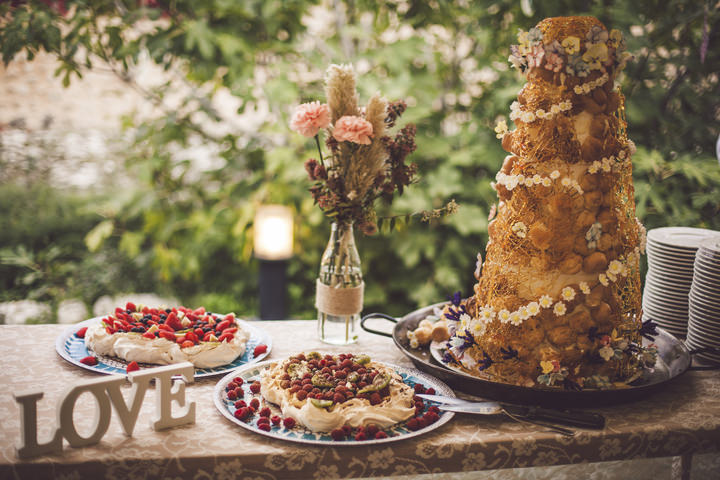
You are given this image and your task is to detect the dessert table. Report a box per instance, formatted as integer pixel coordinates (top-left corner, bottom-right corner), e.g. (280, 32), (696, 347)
(1, 321), (719, 480)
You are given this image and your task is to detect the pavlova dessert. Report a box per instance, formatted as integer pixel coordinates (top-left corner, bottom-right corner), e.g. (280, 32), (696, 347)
(259, 352), (416, 432)
(81, 303), (250, 368)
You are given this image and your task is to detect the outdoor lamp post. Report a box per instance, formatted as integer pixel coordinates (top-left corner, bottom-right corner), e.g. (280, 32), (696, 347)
(254, 205), (293, 320)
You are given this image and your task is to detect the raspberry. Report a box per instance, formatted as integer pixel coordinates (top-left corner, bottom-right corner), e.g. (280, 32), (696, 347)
(249, 381), (261, 394)
(80, 356), (98, 366)
(249, 398), (260, 409)
(365, 424), (379, 437)
(424, 411), (440, 424)
(406, 418), (420, 431)
(75, 327), (88, 338)
(282, 417), (296, 429)
(259, 407), (271, 417)
(296, 390), (307, 400)
(234, 407), (250, 420)
(333, 393), (345, 404)
(233, 387), (244, 397)
(258, 423), (271, 432)
(226, 382), (238, 391)
(126, 302), (137, 312)
(416, 417), (428, 429)
(253, 344), (268, 357)
(257, 416), (270, 425)
(354, 432), (367, 441)
(234, 400), (247, 409)
(227, 389), (238, 400)
(342, 425), (352, 436)
(425, 387), (436, 395)
(330, 428), (345, 441)
(428, 406), (440, 415)
(415, 400), (424, 410)
(369, 392), (382, 405)
(271, 415), (282, 425)
(233, 377), (244, 385)
(374, 431), (388, 439)
(413, 383), (426, 394)
(126, 361), (140, 373)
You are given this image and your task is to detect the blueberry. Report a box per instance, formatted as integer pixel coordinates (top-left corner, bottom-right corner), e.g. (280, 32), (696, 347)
(165, 308), (172, 313)
(203, 327), (212, 333)
(160, 314), (167, 320)
(131, 327), (144, 333)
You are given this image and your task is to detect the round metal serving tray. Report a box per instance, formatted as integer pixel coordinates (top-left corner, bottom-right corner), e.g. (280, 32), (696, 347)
(361, 303), (715, 408)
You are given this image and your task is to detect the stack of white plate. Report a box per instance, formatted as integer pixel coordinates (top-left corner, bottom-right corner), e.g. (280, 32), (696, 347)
(642, 227), (720, 338)
(686, 237), (720, 364)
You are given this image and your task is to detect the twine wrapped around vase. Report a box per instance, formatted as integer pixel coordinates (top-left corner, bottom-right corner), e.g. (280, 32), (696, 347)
(315, 279), (364, 316)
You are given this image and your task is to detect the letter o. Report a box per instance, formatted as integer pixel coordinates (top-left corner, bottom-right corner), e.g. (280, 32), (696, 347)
(58, 385), (112, 447)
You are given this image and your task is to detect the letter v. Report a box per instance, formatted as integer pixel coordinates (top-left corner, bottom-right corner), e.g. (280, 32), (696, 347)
(105, 374), (152, 436)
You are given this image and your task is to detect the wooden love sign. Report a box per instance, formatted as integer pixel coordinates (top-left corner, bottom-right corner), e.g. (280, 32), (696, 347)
(13, 362), (196, 459)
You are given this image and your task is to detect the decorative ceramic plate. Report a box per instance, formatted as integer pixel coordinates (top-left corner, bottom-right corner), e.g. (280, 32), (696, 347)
(214, 359), (455, 446)
(56, 316), (272, 378)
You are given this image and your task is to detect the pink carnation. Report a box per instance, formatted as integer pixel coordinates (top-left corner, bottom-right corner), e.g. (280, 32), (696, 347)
(290, 101), (331, 137)
(332, 115), (374, 145)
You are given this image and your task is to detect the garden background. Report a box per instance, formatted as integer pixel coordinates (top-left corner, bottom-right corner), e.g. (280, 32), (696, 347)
(1, 0), (718, 323)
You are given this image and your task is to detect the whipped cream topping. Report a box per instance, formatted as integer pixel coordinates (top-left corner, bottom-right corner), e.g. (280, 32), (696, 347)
(260, 359), (415, 432)
(84, 321), (249, 368)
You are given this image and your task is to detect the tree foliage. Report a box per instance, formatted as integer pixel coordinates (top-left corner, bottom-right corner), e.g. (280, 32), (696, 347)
(1, 0), (718, 319)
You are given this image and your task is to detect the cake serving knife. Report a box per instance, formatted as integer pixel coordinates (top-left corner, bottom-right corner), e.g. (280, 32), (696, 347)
(417, 394), (605, 435)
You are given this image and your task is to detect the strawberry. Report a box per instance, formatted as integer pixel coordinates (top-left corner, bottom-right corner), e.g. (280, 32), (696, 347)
(158, 331), (176, 342)
(223, 327), (238, 335)
(217, 332), (234, 343)
(194, 328), (204, 338)
(105, 327), (116, 335)
(282, 417), (296, 429)
(165, 312), (182, 331)
(75, 327), (88, 338)
(215, 319), (232, 332)
(80, 356), (98, 366)
(126, 361), (140, 373)
(142, 332), (155, 339)
(224, 313), (235, 321)
(158, 323), (174, 332)
(193, 307), (206, 316)
(126, 302), (136, 312)
(142, 306), (151, 314)
(181, 340), (195, 349)
(253, 344), (268, 357)
(184, 331), (198, 343)
(115, 307), (124, 316)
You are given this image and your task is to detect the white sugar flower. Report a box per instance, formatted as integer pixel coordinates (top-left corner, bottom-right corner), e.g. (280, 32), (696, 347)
(521, 111), (536, 123)
(512, 222), (528, 238)
(579, 282), (590, 295)
(608, 260), (624, 275)
(516, 174), (526, 184)
(542, 177), (552, 187)
(527, 302), (540, 316)
(607, 271), (617, 282)
(510, 101), (520, 111)
(532, 174), (543, 184)
(498, 309), (511, 324)
(561, 286), (576, 301)
(460, 313), (472, 328)
(536, 109), (547, 119)
(618, 149), (626, 159)
(505, 176), (519, 190)
(574, 85), (584, 94)
(559, 100), (572, 110)
(561, 177), (571, 187)
(480, 307), (496, 321)
(539, 295), (553, 308)
(519, 306), (530, 319)
(599, 273), (609, 286)
(410, 338), (419, 349)
(470, 320), (487, 337)
(550, 170), (561, 179)
(550, 104), (561, 115)
(583, 84), (591, 93)
(599, 345), (614, 361)
(553, 302), (567, 316)
(524, 177), (534, 187)
(509, 311), (523, 326)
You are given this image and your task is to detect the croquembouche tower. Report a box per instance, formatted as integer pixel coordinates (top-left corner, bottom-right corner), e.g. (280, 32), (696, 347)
(445, 17), (655, 389)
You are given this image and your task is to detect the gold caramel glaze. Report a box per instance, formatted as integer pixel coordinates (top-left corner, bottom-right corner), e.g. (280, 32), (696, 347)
(537, 16), (606, 43)
(453, 16), (643, 388)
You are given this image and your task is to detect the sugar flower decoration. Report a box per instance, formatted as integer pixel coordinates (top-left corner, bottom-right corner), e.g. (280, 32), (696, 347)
(561, 36), (581, 55)
(579, 282), (591, 295)
(495, 119), (509, 139)
(599, 273), (609, 286)
(527, 302), (540, 316)
(512, 222), (528, 238)
(553, 302), (567, 316)
(509, 311), (523, 326)
(539, 295), (553, 308)
(561, 286), (576, 301)
(498, 309), (511, 324)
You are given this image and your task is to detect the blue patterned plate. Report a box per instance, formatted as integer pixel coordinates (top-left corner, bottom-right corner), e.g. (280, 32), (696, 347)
(55, 316), (272, 378)
(213, 359), (455, 446)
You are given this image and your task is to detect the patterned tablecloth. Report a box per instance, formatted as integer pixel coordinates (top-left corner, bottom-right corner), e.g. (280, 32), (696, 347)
(1, 322), (719, 480)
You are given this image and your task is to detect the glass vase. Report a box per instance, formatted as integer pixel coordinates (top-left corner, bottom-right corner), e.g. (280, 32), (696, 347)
(316, 221), (364, 345)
